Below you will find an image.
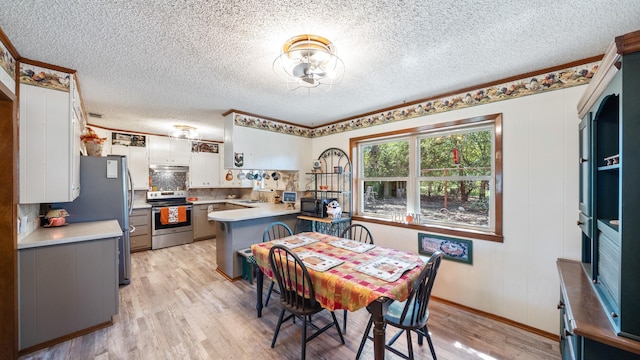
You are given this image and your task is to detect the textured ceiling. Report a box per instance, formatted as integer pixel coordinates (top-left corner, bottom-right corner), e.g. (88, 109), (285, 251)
(1, 0), (639, 141)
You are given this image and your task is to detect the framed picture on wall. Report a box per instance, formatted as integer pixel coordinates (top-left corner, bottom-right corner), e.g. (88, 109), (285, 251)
(418, 233), (473, 265)
(191, 141), (219, 153)
(112, 132), (146, 147)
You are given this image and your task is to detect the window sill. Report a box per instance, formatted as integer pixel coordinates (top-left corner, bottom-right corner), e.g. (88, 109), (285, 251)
(352, 215), (503, 243)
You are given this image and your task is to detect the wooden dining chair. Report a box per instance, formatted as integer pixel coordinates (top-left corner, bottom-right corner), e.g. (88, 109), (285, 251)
(268, 245), (345, 360)
(262, 222), (293, 306)
(339, 223), (374, 333)
(356, 251), (444, 360)
(340, 223), (374, 244)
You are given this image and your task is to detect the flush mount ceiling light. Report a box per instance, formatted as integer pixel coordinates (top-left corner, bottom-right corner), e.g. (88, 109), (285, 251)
(273, 34), (345, 91)
(170, 124), (201, 141)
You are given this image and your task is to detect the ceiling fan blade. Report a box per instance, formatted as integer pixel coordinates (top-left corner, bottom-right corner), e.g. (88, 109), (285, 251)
(301, 76), (316, 85)
(292, 63), (311, 78)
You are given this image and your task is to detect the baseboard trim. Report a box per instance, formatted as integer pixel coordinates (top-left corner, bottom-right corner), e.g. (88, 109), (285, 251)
(215, 267), (241, 282)
(18, 319), (113, 356)
(432, 296), (559, 341)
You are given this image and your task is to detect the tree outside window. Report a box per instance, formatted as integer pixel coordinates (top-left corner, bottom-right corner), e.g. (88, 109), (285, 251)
(419, 127), (493, 230)
(361, 139), (409, 215)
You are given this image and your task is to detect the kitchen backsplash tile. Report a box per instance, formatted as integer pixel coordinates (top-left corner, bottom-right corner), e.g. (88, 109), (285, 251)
(17, 203), (40, 240)
(150, 171), (187, 191)
(188, 188), (251, 199)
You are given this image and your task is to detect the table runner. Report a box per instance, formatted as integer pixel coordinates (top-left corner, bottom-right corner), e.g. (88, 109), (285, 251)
(251, 232), (425, 312)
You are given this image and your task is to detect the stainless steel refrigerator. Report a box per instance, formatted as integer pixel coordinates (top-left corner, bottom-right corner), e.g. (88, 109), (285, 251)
(53, 155), (133, 285)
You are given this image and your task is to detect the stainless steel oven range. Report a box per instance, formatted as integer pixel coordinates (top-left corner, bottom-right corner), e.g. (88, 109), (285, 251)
(147, 190), (194, 250)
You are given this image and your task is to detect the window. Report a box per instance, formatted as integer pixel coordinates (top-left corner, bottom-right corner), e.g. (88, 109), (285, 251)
(351, 114), (502, 242)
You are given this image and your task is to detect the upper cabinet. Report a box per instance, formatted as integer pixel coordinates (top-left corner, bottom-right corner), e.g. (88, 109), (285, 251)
(189, 142), (221, 188)
(19, 64), (81, 203)
(223, 112), (310, 170)
(110, 132), (149, 190)
(148, 135), (191, 165)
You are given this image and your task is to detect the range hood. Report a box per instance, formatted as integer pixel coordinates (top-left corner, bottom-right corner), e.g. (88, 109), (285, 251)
(149, 164), (189, 172)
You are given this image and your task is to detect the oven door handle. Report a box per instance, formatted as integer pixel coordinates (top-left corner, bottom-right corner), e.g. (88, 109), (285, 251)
(152, 205), (193, 212)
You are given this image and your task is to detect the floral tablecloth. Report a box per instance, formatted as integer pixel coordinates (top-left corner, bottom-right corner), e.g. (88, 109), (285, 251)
(251, 232), (426, 312)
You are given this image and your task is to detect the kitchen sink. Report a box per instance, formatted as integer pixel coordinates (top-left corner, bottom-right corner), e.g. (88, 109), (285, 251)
(236, 199), (261, 203)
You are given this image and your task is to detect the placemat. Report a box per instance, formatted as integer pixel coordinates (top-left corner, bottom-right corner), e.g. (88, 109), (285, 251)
(329, 239), (376, 253)
(270, 235), (319, 249)
(296, 250), (345, 272)
(354, 256), (419, 282)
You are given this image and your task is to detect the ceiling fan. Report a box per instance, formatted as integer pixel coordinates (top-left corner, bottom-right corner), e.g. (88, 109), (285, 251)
(273, 34), (345, 90)
(292, 62), (327, 85)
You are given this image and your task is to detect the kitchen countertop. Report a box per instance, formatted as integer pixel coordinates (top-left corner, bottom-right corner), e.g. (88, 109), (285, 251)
(207, 202), (299, 222)
(190, 199), (232, 205)
(134, 198), (282, 209)
(137, 198), (255, 206)
(133, 200), (151, 209)
(18, 219), (123, 250)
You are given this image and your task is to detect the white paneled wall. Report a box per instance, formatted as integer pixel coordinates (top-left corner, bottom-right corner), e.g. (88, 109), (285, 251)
(311, 85), (584, 334)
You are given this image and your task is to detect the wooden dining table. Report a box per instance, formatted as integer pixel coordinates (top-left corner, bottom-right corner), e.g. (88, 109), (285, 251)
(251, 232), (426, 360)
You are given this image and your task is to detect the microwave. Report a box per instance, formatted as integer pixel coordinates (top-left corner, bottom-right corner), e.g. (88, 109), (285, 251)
(300, 197), (337, 218)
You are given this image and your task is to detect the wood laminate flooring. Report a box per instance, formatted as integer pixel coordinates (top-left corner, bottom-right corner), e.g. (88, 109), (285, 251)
(19, 239), (560, 360)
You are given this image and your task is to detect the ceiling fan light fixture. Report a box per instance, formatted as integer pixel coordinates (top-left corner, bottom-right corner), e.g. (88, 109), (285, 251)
(273, 34), (345, 91)
(170, 124), (201, 141)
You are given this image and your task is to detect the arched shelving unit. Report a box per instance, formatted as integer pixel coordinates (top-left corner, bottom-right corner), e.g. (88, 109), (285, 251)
(298, 148), (352, 236)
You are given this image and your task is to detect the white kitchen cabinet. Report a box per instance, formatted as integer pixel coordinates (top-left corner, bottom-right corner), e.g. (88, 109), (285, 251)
(111, 143), (149, 190)
(148, 135), (191, 165)
(218, 146), (253, 188)
(189, 151), (220, 188)
(223, 112), (310, 170)
(19, 80), (80, 203)
(225, 145), (253, 188)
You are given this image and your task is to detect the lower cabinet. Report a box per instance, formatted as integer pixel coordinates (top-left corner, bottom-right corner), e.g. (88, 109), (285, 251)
(193, 203), (220, 240)
(19, 237), (118, 351)
(557, 259), (640, 360)
(130, 208), (151, 251)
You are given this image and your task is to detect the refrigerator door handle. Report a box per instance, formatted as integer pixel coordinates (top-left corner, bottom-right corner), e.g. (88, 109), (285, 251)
(127, 169), (134, 216)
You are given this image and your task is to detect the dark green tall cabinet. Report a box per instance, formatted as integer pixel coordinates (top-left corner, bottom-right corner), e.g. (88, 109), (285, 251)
(558, 29), (640, 360)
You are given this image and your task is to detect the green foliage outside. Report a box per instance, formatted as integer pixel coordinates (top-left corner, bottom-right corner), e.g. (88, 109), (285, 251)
(362, 127), (493, 227)
(362, 140), (410, 178)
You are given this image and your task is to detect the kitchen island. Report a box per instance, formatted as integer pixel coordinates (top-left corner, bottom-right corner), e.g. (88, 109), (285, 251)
(208, 202), (299, 280)
(18, 220), (122, 353)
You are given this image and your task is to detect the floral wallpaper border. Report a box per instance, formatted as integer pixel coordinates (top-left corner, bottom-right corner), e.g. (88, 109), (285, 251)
(235, 60), (599, 138)
(0, 39), (16, 80)
(191, 141), (219, 153)
(19, 63), (71, 92)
